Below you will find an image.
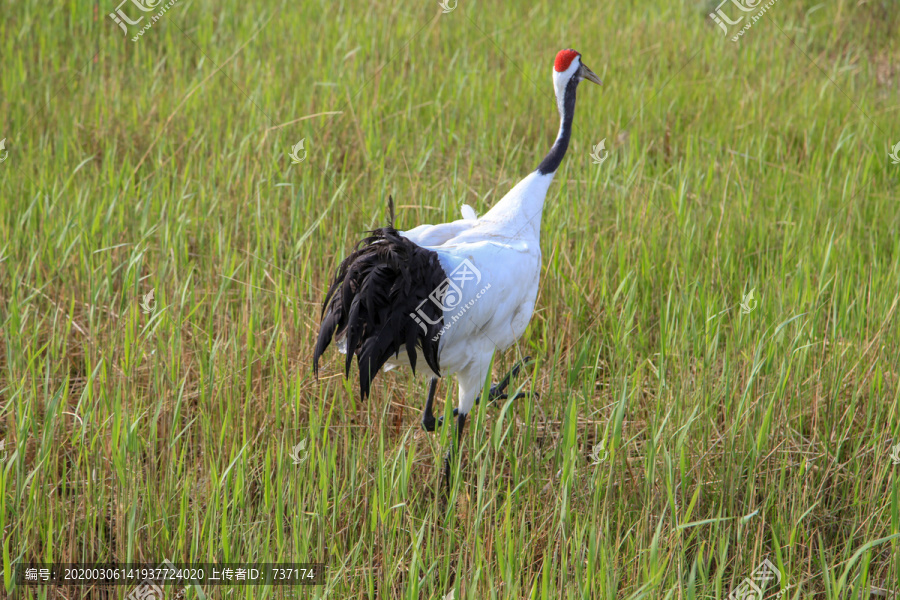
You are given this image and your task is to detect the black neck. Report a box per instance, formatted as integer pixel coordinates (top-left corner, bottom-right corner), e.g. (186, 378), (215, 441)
(536, 76), (578, 175)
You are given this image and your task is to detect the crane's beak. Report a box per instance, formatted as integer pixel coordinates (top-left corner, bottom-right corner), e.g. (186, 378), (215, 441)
(579, 63), (602, 86)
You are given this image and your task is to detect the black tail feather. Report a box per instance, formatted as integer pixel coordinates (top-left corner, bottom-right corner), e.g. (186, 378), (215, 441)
(313, 215), (446, 398)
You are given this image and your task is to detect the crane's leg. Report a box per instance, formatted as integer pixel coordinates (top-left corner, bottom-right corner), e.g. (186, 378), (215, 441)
(442, 412), (467, 491)
(485, 356), (536, 404)
(441, 359), (490, 493)
(439, 356), (536, 425)
(421, 377), (439, 432)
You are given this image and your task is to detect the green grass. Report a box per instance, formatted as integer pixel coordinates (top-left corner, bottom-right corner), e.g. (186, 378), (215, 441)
(2, 0), (900, 597)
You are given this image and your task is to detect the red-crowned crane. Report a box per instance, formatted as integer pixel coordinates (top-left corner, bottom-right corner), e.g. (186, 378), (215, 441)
(314, 49), (601, 489)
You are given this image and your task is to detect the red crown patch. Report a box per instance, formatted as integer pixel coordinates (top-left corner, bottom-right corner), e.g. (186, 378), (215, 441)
(554, 49), (580, 72)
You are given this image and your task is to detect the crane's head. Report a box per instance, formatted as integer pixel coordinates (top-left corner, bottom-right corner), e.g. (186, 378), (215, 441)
(553, 49), (601, 98)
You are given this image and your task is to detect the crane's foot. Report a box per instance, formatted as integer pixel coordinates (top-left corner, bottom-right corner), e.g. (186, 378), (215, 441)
(422, 412), (437, 432)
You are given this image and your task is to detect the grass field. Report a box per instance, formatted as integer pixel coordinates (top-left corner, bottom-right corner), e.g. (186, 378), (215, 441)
(2, 0), (900, 597)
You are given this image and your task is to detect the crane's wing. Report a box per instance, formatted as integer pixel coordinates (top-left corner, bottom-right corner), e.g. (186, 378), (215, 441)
(401, 218), (478, 247)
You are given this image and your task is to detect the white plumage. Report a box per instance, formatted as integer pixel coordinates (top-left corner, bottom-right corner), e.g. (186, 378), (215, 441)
(394, 170), (552, 415)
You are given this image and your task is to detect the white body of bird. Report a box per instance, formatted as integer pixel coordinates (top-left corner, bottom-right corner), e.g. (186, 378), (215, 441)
(392, 170), (555, 414)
